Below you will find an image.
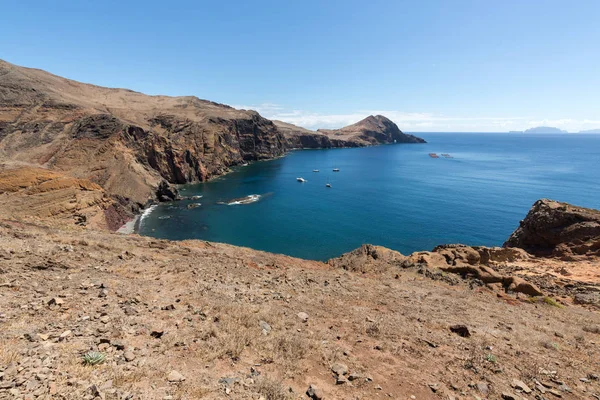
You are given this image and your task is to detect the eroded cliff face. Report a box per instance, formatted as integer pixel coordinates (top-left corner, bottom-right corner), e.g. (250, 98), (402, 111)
(0, 59), (286, 222)
(504, 199), (600, 259)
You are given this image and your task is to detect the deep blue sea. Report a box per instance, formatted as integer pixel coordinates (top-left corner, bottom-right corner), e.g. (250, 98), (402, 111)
(138, 133), (600, 260)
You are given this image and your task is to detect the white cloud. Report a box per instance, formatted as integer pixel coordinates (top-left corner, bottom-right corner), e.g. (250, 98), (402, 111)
(233, 103), (600, 132)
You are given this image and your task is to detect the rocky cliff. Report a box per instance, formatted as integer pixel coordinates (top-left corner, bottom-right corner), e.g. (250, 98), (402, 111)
(504, 199), (600, 259)
(0, 59), (286, 223)
(317, 115), (426, 146)
(278, 115), (426, 149)
(273, 120), (361, 149)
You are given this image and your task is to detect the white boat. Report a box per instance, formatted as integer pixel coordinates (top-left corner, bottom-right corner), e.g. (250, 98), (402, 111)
(333, 168), (340, 172)
(297, 177), (306, 182)
(326, 183), (331, 188)
(313, 169), (319, 172)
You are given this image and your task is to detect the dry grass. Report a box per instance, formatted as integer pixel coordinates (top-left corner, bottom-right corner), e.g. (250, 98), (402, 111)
(0, 338), (22, 365)
(255, 376), (293, 400)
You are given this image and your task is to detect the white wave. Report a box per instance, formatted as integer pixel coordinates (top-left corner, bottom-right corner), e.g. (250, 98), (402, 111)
(139, 204), (158, 224)
(221, 194), (261, 205)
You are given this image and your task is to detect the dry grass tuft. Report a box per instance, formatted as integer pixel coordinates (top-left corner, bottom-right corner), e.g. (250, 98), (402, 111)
(255, 376), (293, 400)
(0, 338), (22, 365)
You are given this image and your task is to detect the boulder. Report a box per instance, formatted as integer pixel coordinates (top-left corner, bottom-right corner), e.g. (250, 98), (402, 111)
(504, 199), (600, 258)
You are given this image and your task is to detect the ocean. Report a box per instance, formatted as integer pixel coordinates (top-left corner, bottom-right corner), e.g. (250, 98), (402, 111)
(138, 133), (600, 261)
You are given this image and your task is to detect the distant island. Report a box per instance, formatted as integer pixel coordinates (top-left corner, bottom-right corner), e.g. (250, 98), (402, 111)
(579, 128), (600, 134)
(523, 126), (568, 134)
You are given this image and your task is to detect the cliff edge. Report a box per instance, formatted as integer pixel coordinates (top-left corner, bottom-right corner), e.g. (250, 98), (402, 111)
(504, 199), (600, 259)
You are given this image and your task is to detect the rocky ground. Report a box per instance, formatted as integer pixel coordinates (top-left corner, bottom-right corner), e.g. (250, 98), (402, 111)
(0, 218), (599, 400)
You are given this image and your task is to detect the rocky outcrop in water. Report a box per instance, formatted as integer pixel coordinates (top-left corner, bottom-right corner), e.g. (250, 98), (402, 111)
(275, 115), (426, 149)
(317, 115), (426, 145)
(504, 199), (600, 259)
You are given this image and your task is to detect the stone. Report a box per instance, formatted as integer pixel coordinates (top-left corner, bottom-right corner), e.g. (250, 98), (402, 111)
(124, 351), (136, 362)
(348, 372), (361, 381)
(99, 315), (110, 324)
(218, 377), (240, 387)
(48, 297), (64, 306)
(428, 383), (440, 392)
(259, 320), (271, 335)
(559, 383), (571, 393)
(331, 363), (348, 376)
(306, 384), (323, 399)
(501, 393), (517, 400)
(548, 389), (562, 397)
(297, 312), (309, 322)
(99, 289), (108, 298)
(535, 383), (546, 394)
(0, 381), (15, 389)
(476, 382), (489, 395)
(59, 330), (72, 340)
(512, 379), (532, 393)
(167, 370), (185, 382)
(336, 375), (348, 385)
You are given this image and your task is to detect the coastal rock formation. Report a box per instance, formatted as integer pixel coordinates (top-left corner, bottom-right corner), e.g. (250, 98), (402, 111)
(0, 167), (133, 230)
(274, 120), (359, 149)
(504, 199), (600, 259)
(276, 115), (426, 149)
(330, 243), (543, 297)
(0, 59), (285, 213)
(317, 115), (426, 145)
(327, 244), (406, 273)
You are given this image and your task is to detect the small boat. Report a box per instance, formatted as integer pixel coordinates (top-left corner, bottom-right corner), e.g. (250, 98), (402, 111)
(241, 163), (249, 166)
(326, 183), (331, 188)
(429, 153), (439, 158)
(313, 169), (319, 172)
(297, 177), (306, 182)
(333, 168), (340, 172)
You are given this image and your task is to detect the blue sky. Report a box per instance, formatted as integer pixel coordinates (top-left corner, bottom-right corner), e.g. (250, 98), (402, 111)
(1, 0), (599, 132)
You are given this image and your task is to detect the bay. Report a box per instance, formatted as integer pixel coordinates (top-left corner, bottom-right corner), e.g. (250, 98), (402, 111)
(138, 133), (600, 260)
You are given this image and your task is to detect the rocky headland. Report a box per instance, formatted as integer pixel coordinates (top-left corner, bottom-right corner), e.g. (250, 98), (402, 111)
(276, 115), (425, 150)
(0, 60), (599, 400)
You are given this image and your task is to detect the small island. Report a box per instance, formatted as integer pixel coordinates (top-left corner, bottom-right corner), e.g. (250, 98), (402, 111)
(523, 126), (568, 134)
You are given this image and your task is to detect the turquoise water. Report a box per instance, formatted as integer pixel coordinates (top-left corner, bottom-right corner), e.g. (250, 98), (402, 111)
(138, 133), (600, 260)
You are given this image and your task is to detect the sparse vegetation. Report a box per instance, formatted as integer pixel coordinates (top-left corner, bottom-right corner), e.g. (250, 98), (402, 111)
(255, 377), (293, 400)
(82, 351), (106, 365)
(543, 296), (563, 308)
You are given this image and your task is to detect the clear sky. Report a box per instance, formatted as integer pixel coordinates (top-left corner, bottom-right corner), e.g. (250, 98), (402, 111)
(1, 0), (599, 132)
